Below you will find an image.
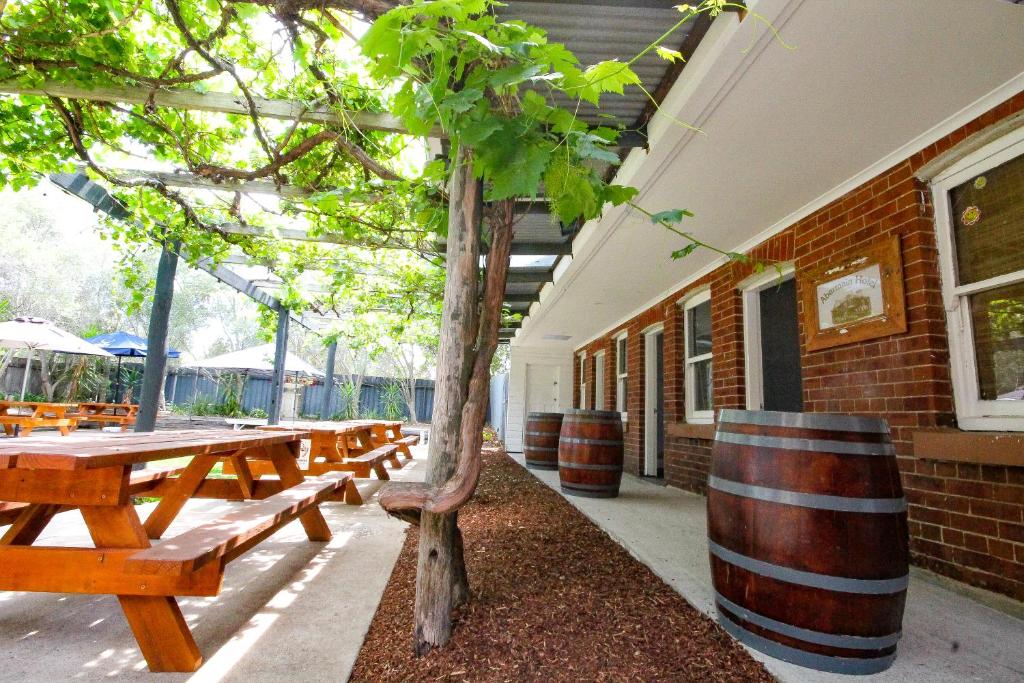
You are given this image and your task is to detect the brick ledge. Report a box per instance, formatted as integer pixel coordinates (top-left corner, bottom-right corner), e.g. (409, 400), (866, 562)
(666, 422), (716, 440)
(913, 428), (1024, 467)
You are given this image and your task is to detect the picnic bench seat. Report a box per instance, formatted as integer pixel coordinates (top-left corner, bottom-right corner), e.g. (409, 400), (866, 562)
(0, 467), (185, 527)
(0, 415), (76, 437)
(395, 434), (419, 459)
(342, 444), (399, 479)
(73, 403), (139, 431)
(125, 471), (351, 576)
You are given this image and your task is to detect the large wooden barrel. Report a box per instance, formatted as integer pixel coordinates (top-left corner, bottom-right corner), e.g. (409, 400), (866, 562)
(558, 409), (623, 498)
(708, 409), (908, 675)
(524, 412), (563, 470)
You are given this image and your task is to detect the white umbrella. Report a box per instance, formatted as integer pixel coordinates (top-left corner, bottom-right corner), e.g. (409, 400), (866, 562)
(0, 317), (114, 400)
(192, 343), (322, 376)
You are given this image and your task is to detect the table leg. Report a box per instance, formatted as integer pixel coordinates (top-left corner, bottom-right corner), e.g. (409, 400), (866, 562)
(0, 504), (62, 545)
(143, 455), (219, 540)
(312, 432), (342, 462)
(80, 505), (203, 672)
(230, 455), (255, 499)
(268, 443), (332, 542)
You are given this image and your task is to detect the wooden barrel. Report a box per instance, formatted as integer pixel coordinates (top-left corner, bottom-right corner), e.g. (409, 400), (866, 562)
(524, 412), (563, 470)
(558, 409), (623, 498)
(708, 409), (908, 675)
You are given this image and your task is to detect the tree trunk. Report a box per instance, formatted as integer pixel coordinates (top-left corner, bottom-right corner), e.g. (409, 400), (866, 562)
(0, 349), (15, 390)
(413, 146), (482, 656)
(38, 351), (55, 401)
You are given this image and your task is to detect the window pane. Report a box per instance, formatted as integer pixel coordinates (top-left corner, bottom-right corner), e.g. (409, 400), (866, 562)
(693, 359), (712, 412)
(688, 300), (712, 356)
(617, 338), (627, 373)
(949, 153), (1024, 285)
(969, 281), (1024, 401)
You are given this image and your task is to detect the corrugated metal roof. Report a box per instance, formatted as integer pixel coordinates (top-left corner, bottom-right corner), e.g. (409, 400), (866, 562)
(496, 0), (697, 128)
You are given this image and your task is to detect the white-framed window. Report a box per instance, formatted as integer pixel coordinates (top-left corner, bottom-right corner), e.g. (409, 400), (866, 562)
(931, 128), (1024, 431)
(683, 290), (714, 423)
(594, 351), (606, 410)
(615, 333), (628, 414)
(578, 351), (587, 410)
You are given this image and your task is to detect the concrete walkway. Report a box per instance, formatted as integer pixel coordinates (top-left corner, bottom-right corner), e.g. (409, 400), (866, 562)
(0, 450), (425, 682)
(511, 453), (1024, 683)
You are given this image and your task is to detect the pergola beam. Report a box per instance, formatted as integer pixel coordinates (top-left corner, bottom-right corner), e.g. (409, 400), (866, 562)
(502, 293), (540, 304)
(0, 81), (424, 136)
(505, 267), (553, 283)
(0, 81), (648, 148)
(48, 170), (327, 330)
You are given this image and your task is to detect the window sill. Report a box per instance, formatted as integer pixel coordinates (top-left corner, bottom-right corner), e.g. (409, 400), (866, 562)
(913, 428), (1024, 467)
(667, 422), (716, 440)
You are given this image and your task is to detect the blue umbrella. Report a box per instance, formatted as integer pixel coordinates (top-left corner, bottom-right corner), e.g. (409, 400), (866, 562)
(87, 332), (180, 402)
(87, 331), (180, 359)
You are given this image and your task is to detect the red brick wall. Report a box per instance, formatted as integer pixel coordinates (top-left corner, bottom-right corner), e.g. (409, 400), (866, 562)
(572, 92), (1024, 600)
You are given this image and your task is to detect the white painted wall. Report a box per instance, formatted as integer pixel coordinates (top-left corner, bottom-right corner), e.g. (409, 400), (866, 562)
(505, 346), (573, 453)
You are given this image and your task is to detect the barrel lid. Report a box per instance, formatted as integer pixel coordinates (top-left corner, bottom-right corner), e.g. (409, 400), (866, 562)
(527, 412), (563, 418)
(718, 409), (889, 434)
(564, 409), (622, 419)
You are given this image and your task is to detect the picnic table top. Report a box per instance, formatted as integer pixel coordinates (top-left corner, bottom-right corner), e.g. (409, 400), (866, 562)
(261, 420), (374, 435)
(0, 400), (78, 408)
(351, 419), (403, 427)
(77, 402), (136, 409)
(0, 428), (310, 471)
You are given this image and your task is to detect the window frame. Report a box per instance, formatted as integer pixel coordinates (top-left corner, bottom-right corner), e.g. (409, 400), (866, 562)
(682, 289), (714, 424)
(615, 332), (628, 416)
(577, 351), (587, 410)
(594, 350), (606, 410)
(931, 127), (1024, 430)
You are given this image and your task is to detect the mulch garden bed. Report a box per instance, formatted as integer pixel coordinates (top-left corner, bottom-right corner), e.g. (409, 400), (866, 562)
(350, 446), (772, 682)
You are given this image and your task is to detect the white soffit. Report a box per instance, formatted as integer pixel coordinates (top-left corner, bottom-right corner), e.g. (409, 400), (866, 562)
(515, 0), (1024, 349)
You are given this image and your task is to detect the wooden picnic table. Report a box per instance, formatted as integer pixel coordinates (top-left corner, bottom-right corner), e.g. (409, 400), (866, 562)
(73, 402), (139, 430)
(0, 400), (78, 437)
(250, 421), (402, 479)
(352, 419), (420, 460)
(0, 428), (362, 672)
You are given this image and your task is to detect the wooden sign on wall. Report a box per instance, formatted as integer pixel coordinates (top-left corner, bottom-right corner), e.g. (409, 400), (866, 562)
(800, 235), (907, 352)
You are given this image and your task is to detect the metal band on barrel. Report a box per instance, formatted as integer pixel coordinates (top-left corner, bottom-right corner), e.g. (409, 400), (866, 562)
(708, 540), (908, 594)
(561, 481), (616, 490)
(714, 431), (895, 456)
(558, 437), (622, 446)
(718, 409), (889, 434)
(715, 592), (902, 649)
(524, 445), (558, 452)
(558, 462), (622, 471)
(525, 431), (560, 437)
(716, 609), (897, 675)
(709, 476), (907, 513)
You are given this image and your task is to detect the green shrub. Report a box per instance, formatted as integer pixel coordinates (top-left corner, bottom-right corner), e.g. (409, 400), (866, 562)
(248, 408), (268, 419)
(330, 381), (357, 420)
(380, 381), (405, 420)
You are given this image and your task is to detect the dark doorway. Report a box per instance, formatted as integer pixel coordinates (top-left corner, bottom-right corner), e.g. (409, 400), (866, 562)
(656, 331), (665, 478)
(759, 278), (803, 412)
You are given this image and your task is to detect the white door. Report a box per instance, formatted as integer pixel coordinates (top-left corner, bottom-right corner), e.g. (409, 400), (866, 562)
(526, 364), (560, 416)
